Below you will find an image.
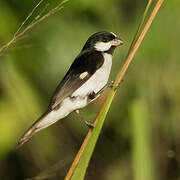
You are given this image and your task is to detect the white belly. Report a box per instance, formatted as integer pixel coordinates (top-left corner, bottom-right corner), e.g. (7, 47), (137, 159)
(72, 53), (112, 97)
(56, 52), (113, 119)
(36, 53), (112, 129)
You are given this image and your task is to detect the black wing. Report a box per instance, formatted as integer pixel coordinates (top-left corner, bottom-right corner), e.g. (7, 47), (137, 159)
(49, 50), (104, 109)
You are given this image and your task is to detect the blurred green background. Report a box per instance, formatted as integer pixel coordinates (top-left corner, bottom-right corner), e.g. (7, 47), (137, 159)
(0, 0), (179, 179)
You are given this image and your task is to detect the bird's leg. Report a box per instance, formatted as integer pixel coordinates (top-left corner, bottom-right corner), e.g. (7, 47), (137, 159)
(75, 110), (94, 129)
(88, 80), (120, 100)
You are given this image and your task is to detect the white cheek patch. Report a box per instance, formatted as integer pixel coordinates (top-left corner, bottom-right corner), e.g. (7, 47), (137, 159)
(79, 71), (88, 79)
(94, 41), (112, 52)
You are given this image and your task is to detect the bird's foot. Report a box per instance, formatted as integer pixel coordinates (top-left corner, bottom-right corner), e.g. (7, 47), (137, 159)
(108, 80), (124, 91)
(75, 110), (94, 129)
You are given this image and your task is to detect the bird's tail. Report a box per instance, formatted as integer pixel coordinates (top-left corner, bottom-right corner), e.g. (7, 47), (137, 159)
(16, 109), (59, 148)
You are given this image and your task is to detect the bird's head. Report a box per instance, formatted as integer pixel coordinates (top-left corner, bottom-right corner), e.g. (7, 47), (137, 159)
(82, 31), (123, 54)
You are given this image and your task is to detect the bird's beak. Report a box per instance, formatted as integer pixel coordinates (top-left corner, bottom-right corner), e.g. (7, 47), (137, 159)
(111, 37), (123, 46)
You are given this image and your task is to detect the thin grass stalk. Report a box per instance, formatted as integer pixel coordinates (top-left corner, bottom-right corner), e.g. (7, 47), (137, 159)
(128, 0), (152, 53)
(0, 0), (68, 56)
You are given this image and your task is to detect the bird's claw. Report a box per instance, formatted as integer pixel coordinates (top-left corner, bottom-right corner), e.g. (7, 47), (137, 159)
(108, 80), (120, 91)
(107, 80), (115, 88)
(85, 121), (94, 129)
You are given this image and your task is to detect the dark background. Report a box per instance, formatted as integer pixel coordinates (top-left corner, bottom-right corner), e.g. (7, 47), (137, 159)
(0, 0), (179, 179)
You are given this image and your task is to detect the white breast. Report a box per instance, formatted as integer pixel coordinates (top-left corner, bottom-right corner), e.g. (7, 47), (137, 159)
(36, 53), (112, 129)
(72, 53), (112, 97)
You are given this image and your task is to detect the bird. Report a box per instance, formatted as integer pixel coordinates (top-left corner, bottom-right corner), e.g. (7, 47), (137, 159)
(17, 31), (123, 148)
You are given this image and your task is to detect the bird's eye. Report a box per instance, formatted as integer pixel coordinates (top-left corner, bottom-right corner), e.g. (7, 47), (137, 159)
(102, 37), (110, 42)
(102, 34), (115, 42)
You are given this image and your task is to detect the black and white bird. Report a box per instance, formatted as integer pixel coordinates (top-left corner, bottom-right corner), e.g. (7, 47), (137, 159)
(17, 31), (123, 148)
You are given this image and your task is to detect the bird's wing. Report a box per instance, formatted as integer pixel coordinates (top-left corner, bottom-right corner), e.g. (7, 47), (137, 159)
(49, 50), (104, 109)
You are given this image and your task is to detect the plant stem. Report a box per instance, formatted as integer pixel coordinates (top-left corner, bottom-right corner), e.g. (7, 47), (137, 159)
(64, 0), (164, 179)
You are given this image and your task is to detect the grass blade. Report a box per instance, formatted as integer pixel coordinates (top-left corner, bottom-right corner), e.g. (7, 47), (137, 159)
(128, 0), (152, 53)
(65, 0), (164, 179)
(131, 99), (156, 180)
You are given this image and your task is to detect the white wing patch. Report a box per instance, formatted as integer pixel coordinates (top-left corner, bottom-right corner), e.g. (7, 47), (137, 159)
(79, 71), (88, 79)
